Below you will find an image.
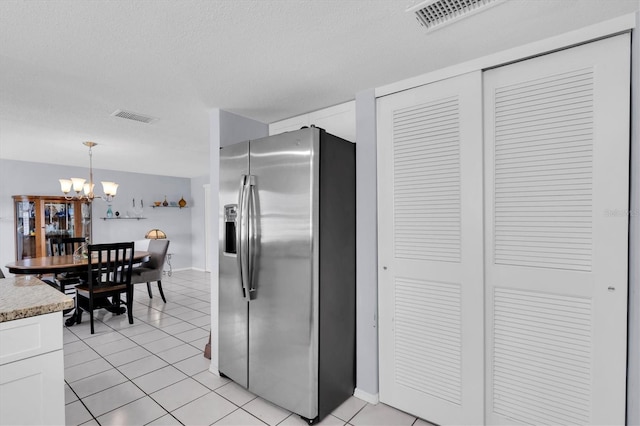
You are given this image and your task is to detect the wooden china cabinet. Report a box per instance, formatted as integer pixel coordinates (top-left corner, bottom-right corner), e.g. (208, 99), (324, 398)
(12, 195), (91, 260)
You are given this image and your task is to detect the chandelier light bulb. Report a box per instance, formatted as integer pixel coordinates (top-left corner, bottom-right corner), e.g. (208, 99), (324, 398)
(83, 182), (95, 196)
(59, 179), (73, 194)
(70, 178), (86, 193)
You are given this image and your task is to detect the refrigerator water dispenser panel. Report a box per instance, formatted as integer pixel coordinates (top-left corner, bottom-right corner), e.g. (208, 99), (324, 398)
(224, 204), (237, 254)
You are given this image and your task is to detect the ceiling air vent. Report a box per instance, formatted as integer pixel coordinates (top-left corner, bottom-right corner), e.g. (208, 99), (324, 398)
(111, 109), (157, 124)
(407, 0), (504, 32)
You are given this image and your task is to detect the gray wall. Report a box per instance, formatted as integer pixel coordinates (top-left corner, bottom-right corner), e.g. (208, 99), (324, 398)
(0, 158), (193, 272)
(355, 89), (378, 398)
(190, 174), (209, 271)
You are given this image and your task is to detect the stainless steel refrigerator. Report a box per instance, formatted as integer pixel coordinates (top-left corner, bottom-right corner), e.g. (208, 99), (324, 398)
(219, 127), (355, 424)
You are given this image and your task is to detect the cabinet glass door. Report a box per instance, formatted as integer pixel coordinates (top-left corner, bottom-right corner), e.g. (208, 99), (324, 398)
(15, 200), (36, 259)
(43, 201), (75, 256)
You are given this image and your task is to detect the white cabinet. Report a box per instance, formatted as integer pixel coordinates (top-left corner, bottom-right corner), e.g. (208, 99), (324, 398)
(0, 312), (65, 426)
(269, 101), (356, 142)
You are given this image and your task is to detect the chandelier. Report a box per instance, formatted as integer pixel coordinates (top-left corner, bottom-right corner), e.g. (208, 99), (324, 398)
(59, 141), (118, 202)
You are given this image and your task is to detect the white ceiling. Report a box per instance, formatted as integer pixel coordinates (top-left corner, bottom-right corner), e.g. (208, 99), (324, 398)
(0, 0), (637, 178)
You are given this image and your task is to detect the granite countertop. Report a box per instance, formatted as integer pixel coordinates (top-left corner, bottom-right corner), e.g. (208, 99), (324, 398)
(0, 275), (74, 322)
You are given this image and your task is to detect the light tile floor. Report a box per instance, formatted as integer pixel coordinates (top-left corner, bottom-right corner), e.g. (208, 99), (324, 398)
(64, 270), (432, 426)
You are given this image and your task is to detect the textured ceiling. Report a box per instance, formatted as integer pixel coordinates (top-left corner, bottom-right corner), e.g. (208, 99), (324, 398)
(0, 0), (638, 178)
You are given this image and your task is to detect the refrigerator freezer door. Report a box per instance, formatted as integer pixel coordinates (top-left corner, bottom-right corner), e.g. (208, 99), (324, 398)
(219, 140), (250, 388)
(248, 129), (319, 419)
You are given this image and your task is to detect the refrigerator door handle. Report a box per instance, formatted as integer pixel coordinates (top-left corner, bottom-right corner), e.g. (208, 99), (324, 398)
(237, 175), (249, 299)
(247, 175), (257, 297)
(240, 175), (253, 300)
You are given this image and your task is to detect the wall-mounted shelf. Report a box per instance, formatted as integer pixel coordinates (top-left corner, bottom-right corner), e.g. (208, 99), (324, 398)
(151, 205), (188, 209)
(100, 217), (147, 221)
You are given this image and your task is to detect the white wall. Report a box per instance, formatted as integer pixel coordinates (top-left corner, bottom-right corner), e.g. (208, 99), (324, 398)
(0, 159), (193, 272)
(190, 174), (209, 271)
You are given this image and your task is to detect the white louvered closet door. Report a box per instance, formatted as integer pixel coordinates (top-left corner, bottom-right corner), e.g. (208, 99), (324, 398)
(484, 34), (630, 425)
(378, 71), (484, 425)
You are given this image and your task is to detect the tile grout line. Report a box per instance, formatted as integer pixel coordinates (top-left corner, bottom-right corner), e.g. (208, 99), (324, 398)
(218, 407), (269, 426)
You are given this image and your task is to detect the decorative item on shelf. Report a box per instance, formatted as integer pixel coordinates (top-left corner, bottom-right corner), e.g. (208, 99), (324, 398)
(115, 211), (120, 217)
(145, 229), (167, 239)
(59, 141), (119, 202)
(154, 201), (162, 206)
(162, 196), (169, 207)
(106, 205), (113, 218)
(132, 198), (144, 218)
(178, 196), (187, 208)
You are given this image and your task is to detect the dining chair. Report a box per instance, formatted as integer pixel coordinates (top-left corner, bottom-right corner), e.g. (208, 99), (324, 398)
(48, 237), (86, 290)
(74, 241), (135, 334)
(131, 239), (170, 303)
(50, 236), (86, 255)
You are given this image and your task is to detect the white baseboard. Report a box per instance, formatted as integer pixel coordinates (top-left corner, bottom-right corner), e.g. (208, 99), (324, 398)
(190, 267), (208, 272)
(353, 388), (379, 405)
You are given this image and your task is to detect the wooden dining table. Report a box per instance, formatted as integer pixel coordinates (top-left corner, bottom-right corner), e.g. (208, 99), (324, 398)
(5, 251), (150, 275)
(5, 251), (150, 326)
